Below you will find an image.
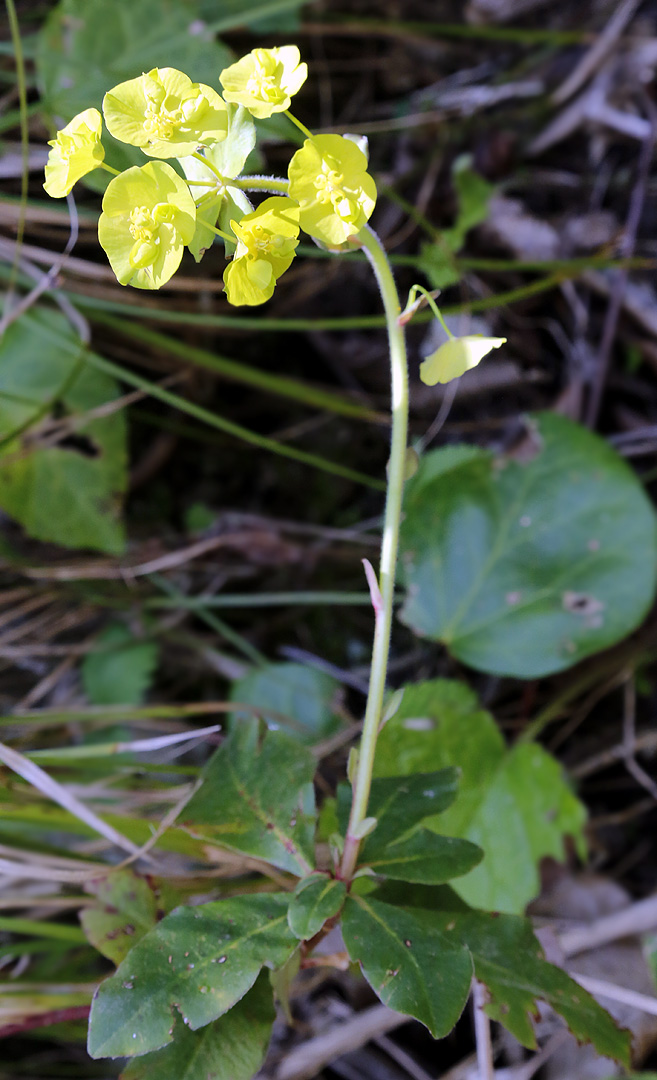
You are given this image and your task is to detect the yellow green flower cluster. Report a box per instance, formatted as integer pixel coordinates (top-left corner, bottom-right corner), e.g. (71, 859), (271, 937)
(43, 47), (378, 300)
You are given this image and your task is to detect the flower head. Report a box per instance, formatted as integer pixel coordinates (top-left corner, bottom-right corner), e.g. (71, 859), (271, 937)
(220, 46), (307, 119)
(288, 134), (376, 246)
(420, 335), (506, 385)
(98, 160), (196, 290)
(43, 108), (105, 197)
(103, 68), (227, 158)
(224, 196), (300, 306)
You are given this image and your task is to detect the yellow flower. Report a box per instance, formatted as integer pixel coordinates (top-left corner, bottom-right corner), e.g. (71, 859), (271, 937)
(288, 134), (376, 246)
(98, 161), (196, 290)
(220, 46), (307, 119)
(103, 67), (227, 158)
(420, 335), (506, 385)
(43, 108), (105, 197)
(224, 196), (300, 306)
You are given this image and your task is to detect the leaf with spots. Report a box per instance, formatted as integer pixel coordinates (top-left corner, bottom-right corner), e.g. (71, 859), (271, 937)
(120, 972), (274, 1080)
(374, 883), (631, 1065)
(399, 412), (657, 677)
(374, 679), (586, 913)
(287, 874), (346, 940)
(341, 894), (473, 1038)
(181, 718), (316, 875)
(80, 870), (162, 964)
(87, 893), (296, 1059)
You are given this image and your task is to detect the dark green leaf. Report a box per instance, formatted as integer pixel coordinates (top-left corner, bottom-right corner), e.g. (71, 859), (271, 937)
(0, 308), (127, 553)
(81, 624), (158, 706)
(375, 883), (630, 1065)
(363, 829), (482, 884)
(231, 662), (342, 743)
(120, 972), (274, 1080)
(399, 413), (657, 677)
(350, 769), (461, 855)
(80, 871), (160, 964)
(288, 874), (346, 940)
(182, 719), (316, 875)
(341, 894), (472, 1038)
(374, 679), (586, 912)
(88, 893), (296, 1059)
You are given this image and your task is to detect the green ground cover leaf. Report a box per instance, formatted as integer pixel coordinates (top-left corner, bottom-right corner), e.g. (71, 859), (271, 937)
(399, 413), (657, 677)
(375, 883), (630, 1065)
(81, 624), (158, 706)
(37, 0), (233, 184)
(374, 679), (586, 912)
(88, 893), (296, 1059)
(287, 874), (346, 939)
(341, 894), (473, 1038)
(120, 972), (274, 1080)
(80, 871), (161, 964)
(182, 719), (316, 875)
(0, 307), (127, 553)
(230, 662), (342, 742)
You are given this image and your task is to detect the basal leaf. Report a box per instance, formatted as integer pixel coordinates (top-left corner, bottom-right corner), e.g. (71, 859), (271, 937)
(363, 829), (483, 884)
(230, 662), (342, 743)
(82, 624), (158, 706)
(374, 679), (586, 913)
(80, 871), (160, 964)
(182, 719), (316, 875)
(0, 307), (127, 554)
(342, 894), (472, 1039)
(120, 972), (274, 1080)
(375, 883), (630, 1065)
(88, 893), (296, 1059)
(287, 874), (346, 940)
(399, 413), (657, 677)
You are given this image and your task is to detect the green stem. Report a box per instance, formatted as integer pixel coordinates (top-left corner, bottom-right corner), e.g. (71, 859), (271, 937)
(98, 162), (120, 177)
(191, 151), (226, 184)
(285, 110), (313, 140)
(339, 226), (408, 882)
(207, 222), (235, 244)
(231, 175), (290, 195)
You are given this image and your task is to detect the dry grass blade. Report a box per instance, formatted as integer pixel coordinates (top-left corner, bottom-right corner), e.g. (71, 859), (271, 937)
(0, 740), (140, 856)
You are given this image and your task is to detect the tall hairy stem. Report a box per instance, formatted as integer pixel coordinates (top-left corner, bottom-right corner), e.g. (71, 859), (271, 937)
(340, 226), (409, 882)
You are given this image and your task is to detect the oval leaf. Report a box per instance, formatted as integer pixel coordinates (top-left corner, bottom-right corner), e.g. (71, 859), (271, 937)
(342, 894), (472, 1038)
(120, 972), (274, 1080)
(88, 894), (296, 1059)
(399, 413), (657, 677)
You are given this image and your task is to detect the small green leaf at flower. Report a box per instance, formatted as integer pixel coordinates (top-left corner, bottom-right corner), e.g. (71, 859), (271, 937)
(420, 335), (506, 386)
(220, 46), (307, 119)
(103, 67), (227, 158)
(179, 103), (256, 261)
(224, 196), (300, 306)
(288, 133), (377, 246)
(98, 161), (196, 290)
(43, 107), (105, 197)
